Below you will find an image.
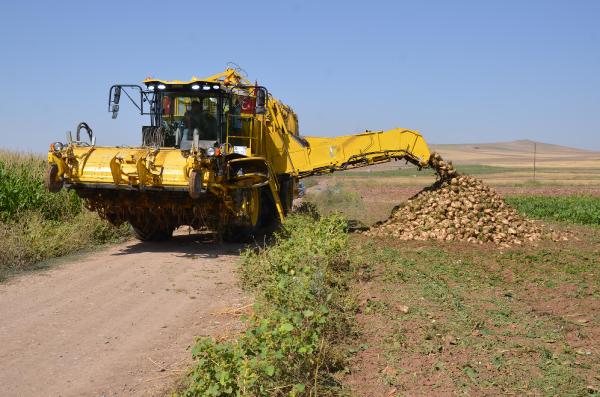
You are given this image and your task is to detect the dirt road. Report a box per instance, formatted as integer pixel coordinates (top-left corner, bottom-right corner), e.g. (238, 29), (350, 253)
(0, 233), (248, 396)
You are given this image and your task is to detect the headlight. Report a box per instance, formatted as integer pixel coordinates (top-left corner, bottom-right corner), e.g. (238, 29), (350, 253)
(206, 147), (216, 156)
(50, 142), (64, 152)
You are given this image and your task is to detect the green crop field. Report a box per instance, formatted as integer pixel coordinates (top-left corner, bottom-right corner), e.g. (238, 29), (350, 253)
(506, 195), (600, 226)
(0, 150), (129, 281)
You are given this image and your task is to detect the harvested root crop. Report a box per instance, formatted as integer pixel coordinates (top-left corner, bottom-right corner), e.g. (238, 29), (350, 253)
(366, 153), (562, 246)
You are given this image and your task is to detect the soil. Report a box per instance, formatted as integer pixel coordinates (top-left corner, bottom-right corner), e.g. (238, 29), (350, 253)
(0, 232), (249, 397)
(342, 230), (600, 396)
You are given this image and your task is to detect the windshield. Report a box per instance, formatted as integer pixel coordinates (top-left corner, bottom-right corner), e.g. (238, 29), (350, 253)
(161, 94), (222, 148)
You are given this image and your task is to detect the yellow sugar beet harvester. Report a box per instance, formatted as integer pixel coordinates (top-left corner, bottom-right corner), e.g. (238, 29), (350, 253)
(45, 68), (432, 241)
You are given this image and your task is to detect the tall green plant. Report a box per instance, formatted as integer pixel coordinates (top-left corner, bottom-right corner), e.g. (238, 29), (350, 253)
(0, 150), (129, 280)
(0, 152), (81, 221)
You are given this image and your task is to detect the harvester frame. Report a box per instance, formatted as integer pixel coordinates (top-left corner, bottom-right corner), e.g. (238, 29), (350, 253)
(46, 68), (432, 241)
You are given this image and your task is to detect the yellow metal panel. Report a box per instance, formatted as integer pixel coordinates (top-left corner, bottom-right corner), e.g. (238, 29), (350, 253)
(64, 147), (190, 187)
(273, 128), (431, 176)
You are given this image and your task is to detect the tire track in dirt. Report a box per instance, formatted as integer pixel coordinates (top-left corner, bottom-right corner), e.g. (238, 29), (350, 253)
(0, 233), (249, 396)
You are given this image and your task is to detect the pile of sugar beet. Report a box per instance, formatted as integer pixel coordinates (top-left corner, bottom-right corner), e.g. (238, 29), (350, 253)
(365, 152), (566, 246)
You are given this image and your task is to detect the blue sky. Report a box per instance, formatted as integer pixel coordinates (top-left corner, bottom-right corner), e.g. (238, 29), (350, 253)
(1, 0), (599, 152)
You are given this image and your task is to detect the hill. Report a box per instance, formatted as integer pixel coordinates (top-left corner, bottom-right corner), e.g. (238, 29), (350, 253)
(430, 140), (600, 167)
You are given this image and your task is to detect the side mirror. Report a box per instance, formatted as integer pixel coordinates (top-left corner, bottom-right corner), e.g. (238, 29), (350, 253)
(111, 86), (122, 119)
(255, 87), (267, 114)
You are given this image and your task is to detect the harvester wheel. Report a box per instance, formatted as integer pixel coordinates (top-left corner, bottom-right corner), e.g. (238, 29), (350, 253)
(45, 164), (63, 193)
(223, 188), (262, 242)
(260, 187), (279, 230)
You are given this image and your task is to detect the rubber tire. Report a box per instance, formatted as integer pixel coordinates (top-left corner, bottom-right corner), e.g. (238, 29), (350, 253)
(45, 164), (63, 193)
(222, 187), (280, 243)
(131, 224), (174, 242)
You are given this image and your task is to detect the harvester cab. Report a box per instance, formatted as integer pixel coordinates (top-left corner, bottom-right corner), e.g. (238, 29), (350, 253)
(109, 76), (268, 154)
(46, 68), (433, 242)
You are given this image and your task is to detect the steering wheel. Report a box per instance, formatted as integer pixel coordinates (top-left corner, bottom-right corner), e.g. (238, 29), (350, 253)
(75, 122), (95, 146)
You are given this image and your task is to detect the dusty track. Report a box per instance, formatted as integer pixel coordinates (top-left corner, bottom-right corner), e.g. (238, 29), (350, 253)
(0, 233), (248, 396)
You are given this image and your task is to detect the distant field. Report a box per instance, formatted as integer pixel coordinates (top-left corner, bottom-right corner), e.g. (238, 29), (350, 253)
(431, 140), (600, 168)
(342, 164), (519, 177)
(334, 140), (600, 187)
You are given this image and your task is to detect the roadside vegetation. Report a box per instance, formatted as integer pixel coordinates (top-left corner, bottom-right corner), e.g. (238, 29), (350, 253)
(180, 212), (356, 396)
(0, 150), (129, 281)
(177, 186), (600, 395)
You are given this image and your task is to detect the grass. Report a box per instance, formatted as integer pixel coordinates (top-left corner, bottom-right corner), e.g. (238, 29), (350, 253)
(506, 195), (600, 226)
(0, 150), (129, 281)
(179, 213), (356, 396)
